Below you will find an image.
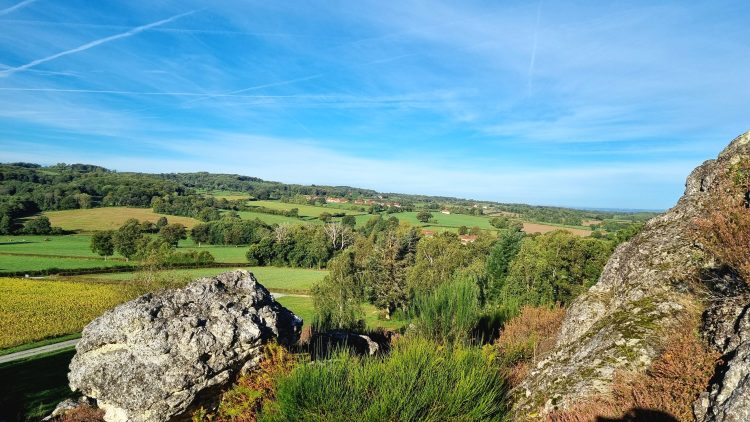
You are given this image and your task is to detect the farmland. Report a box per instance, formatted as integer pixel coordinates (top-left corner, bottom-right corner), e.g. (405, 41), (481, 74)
(249, 200), (365, 217)
(0, 255), (131, 273)
(235, 210), (318, 225)
(0, 278), (139, 349)
(44, 207), (200, 232)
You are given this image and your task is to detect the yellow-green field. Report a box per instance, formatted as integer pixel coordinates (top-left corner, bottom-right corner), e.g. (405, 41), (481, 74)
(0, 278), (139, 349)
(44, 207), (201, 232)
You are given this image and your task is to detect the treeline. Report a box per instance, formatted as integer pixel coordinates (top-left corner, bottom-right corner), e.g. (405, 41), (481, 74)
(154, 172), (377, 201)
(90, 218), (214, 267)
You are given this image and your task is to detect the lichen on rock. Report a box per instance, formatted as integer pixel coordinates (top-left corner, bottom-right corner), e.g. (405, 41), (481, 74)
(67, 270), (301, 422)
(513, 131), (750, 420)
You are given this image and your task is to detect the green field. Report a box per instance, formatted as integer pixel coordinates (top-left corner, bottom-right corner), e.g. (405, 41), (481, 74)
(86, 266), (327, 293)
(43, 207), (200, 232)
(250, 200), (365, 217)
(0, 255), (132, 273)
(354, 211), (495, 230)
(0, 235), (107, 258)
(235, 210), (319, 225)
(276, 295), (406, 331)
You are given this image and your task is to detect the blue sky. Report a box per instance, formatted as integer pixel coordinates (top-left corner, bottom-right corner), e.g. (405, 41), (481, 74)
(0, 0), (748, 209)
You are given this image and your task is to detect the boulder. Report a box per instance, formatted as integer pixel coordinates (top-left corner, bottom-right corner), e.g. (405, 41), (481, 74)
(67, 270), (301, 422)
(513, 131), (750, 418)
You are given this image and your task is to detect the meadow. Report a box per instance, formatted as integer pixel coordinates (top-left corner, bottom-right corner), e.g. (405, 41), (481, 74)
(0, 234), (112, 258)
(249, 200), (365, 217)
(235, 210), (320, 226)
(43, 207), (200, 232)
(0, 278), (139, 349)
(0, 255), (131, 273)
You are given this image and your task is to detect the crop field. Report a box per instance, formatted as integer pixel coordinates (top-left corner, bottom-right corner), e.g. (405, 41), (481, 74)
(0, 255), (132, 273)
(44, 207), (200, 232)
(86, 266), (327, 292)
(0, 278), (138, 349)
(522, 222), (591, 237)
(249, 200), (365, 217)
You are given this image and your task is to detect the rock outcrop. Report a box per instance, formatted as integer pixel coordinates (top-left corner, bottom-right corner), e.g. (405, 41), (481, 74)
(68, 270), (302, 422)
(514, 131), (750, 419)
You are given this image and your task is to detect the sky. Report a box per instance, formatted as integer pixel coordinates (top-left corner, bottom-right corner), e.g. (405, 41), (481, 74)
(0, 0), (749, 210)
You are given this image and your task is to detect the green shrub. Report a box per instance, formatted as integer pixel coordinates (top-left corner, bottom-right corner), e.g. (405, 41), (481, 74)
(260, 337), (507, 421)
(409, 279), (481, 346)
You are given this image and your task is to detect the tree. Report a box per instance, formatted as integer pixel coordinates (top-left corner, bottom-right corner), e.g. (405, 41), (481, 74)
(341, 215), (356, 228)
(458, 225), (468, 235)
(190, 223), (210, 247)
(113, 219), (144, 261)
(407, 232), (470, 293)
(485, 229), (524, 303)
(502, 231), (613, 307)
(90, 230), (115, 260)
(312, 250), (366, 331)
(23, 216), (52, 234)
(0, 214), (12, 235)
(319, 212), (332, 223)
(155, 216), (168, 230)
(416, 210), (433, 223)
(159, 223), (187, 247)
(323, 222), (355, 251)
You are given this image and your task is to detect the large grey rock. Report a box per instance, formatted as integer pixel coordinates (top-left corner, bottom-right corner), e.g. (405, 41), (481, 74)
(513, 131), (750, 417)
(68, 270), (301, 422)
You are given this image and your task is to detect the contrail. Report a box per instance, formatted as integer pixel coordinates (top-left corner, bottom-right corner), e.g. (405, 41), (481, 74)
(527, 0), (543, 95)
(0, 0), (36, 17)
(0, 10), (196, 78)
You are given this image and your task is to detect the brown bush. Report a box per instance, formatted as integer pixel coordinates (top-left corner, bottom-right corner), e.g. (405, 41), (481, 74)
(547, 317), (719, 422)
(58, 405), (105, 422)
(694, 159), (750, 284)
(496, 305), (566, 386)
(193, 342), (301, 422)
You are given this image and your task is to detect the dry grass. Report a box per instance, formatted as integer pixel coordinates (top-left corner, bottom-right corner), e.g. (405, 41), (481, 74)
(193, 342), (300, 422)
(497, 305), (566, 386)
(58, 405), (104, 422)
(547, 317), (719, 422)
(44, 207), (200, 232)
(694, 159), (750, 284)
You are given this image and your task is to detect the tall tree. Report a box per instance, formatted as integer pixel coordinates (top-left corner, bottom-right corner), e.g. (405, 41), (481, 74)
(90, 230), (115, 260)
(159, 223), (187, 247)
(113, 219), (144, 261)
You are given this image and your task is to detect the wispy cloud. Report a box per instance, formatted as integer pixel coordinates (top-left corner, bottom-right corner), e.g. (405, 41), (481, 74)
(0, 0), (36, 17)
(527, 0), (542, 95)
(0, 10), (196, 77)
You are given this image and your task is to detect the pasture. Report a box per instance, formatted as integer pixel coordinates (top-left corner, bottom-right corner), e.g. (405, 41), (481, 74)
(44, 207), (200, 232)
(354, 211), (495, 230)
(0, 234), (105, 258)
(235, 210), (320, 225)
(249, 200), (365, 217)
(0, 255), (131, 273)
(0, 278), (138, 349)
